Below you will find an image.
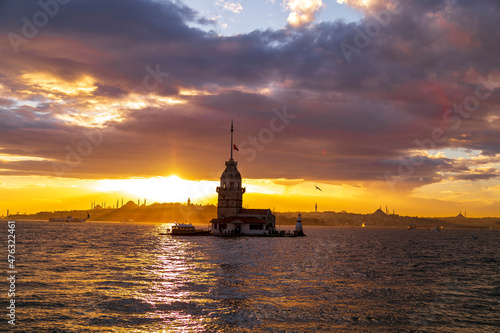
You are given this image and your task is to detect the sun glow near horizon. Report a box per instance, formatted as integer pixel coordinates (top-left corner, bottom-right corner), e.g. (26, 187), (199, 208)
(1, 174), (498, 217)
(93, 176), (343, 205)
(95, 175), (219, 204)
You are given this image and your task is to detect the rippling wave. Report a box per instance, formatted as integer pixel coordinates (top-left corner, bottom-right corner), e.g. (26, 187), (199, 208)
(1, 222), (498, 332)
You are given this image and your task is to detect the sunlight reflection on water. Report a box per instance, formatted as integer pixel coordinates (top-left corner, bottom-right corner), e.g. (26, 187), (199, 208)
(1, 221), (498, 332)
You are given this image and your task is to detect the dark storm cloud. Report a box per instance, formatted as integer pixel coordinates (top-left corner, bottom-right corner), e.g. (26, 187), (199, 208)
(0, 0), (202, 41)
(0, 0), (499, 185)
(92, 83), (126, 98)
(453, 168), (500, 181)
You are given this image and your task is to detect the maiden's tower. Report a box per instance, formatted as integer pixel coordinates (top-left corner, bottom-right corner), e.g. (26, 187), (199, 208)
(209, 122), (276, 235)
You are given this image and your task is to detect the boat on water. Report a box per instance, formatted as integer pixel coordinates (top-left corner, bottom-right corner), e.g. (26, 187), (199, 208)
(49, 213), (89, 222)
(160, 222), (211, 236)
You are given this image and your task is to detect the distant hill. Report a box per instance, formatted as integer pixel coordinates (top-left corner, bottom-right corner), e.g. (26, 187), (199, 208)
(5, 204), (499, 229)
(6, 201), (216, 225)
(94, 201), (216, 224)
(276, 210), (499, 229)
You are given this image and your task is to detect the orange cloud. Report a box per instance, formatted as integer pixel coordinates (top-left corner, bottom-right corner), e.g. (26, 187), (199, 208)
(285, 0), (324, 27)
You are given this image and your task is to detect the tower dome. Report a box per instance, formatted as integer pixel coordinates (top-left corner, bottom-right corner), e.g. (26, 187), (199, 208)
(221, 159), (241, 179)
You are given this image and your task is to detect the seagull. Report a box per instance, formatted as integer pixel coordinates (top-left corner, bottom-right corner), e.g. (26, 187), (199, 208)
(472, 234), (478, 240)
(315, 185), (322, 192)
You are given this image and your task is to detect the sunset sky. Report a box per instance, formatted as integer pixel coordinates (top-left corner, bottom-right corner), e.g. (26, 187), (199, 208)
(1, 0), (499, 217)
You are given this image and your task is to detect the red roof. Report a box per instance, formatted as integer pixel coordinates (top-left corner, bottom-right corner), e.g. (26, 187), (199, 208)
(210, 216), (266, 224)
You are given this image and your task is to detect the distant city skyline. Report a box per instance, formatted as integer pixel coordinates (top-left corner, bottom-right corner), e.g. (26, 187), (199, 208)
(0, 0), (499, 217)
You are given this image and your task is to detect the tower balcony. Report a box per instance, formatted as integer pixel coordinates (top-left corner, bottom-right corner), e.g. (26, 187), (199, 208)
(216, 186), (246, 194)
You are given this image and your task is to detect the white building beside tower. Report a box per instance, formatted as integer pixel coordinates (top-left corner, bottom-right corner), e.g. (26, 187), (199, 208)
(209, 121), (276, 235)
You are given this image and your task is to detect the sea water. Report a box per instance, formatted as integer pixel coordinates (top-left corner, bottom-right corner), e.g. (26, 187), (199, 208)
(1, 221), (498, 332)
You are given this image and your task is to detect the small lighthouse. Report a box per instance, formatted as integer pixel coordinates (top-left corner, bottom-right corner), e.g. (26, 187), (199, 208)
(294, 213), (305, 237)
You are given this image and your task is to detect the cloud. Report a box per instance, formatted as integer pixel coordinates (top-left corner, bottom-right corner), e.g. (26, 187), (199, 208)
(336, 0), (404, 12)
(0, 0), (498, 193)
(218, 1), (243, 14)
(453, 171), (500, 181)
(284, 0), (324, 27)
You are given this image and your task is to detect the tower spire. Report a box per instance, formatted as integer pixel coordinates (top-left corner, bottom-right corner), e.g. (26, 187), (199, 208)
(230, 120), (234, 160)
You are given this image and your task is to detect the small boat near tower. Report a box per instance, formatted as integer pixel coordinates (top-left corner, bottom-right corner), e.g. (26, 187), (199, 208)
(160, 222), (211, 236)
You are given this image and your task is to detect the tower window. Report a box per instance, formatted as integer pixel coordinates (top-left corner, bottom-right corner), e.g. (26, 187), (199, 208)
(230, 182), (234, 188)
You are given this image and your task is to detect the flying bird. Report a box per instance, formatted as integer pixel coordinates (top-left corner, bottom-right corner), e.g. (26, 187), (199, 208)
(315, 185), (322, 192)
